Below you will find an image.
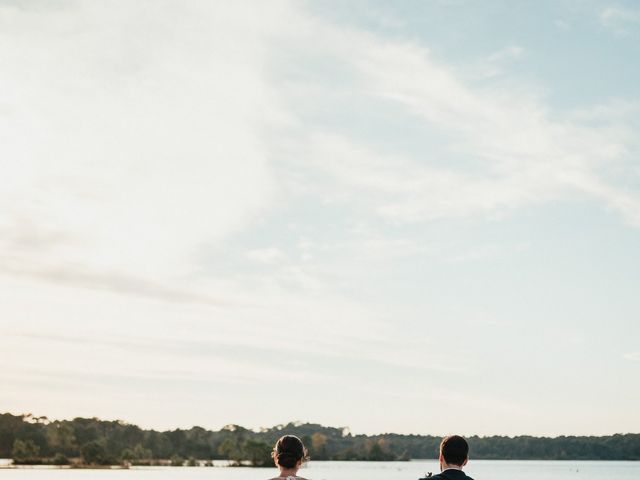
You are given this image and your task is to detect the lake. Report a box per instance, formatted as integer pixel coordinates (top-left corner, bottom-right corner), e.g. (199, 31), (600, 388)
(1, 460), (639, 480)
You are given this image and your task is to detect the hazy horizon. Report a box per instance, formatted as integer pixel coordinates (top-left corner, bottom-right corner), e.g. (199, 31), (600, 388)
(2, 0), (639, 437)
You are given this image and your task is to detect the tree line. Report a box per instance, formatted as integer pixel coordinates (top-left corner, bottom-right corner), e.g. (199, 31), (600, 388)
(1, 413), (639, 466)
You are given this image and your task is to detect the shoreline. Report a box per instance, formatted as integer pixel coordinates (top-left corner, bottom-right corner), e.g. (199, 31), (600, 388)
(2, 459), (639, 470)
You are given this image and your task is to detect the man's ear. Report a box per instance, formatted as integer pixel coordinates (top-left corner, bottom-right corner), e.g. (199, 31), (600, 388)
(462, 457), (468, 467)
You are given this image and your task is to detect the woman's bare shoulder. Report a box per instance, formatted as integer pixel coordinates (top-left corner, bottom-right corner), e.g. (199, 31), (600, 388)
(268, 477), (309, 480)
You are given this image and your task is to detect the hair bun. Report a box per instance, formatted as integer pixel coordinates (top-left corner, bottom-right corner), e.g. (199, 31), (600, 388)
(277, 452), (296, 458)
(273, 435), (308, 469)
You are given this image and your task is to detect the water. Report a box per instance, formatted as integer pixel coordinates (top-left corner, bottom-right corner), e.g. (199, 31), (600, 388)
(1, 460), (638, 480)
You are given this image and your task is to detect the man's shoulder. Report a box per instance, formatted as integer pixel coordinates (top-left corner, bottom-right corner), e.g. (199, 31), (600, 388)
(430, 470), (474, 480)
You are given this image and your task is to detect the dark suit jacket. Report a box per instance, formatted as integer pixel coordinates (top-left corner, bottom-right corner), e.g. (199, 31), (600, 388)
(428, 469), (474, 480)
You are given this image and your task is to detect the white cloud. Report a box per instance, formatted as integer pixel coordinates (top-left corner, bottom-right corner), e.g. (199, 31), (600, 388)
(471, 45), (524, 79)
(486, 45), (524, 63)
(246, 247), (286, 264)
(600, 7), (640, 33)
(446, 242), (530, 263)
(624, 352), (640, 361)
(273, 18), (640, 226)
(4, 0), (639, 297)
(0, 1), (284, 282)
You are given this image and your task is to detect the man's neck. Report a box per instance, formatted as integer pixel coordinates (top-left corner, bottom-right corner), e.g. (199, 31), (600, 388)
(441, 464), (463, 472)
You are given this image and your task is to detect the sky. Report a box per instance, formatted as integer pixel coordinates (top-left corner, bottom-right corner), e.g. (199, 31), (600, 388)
(1, 0), (639, 437)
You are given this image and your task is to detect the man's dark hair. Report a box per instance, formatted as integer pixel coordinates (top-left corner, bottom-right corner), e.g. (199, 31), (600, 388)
(440, 435), (469, 466)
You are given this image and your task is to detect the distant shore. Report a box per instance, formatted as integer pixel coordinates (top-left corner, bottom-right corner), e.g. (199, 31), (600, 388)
(3, 412), (640, 467)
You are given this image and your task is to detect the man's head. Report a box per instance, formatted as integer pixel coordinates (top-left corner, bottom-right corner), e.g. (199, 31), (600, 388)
(439, 435), (469, 470)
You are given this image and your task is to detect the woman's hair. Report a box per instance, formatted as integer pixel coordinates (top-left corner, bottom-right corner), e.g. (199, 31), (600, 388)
(272, 435), (308, 469)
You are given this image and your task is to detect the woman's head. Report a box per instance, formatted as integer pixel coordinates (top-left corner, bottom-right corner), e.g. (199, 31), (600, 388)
(272, 435), (308, 469)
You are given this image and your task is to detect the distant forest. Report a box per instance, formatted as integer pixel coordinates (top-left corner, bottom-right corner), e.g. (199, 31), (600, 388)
(1, 413), (639, 466)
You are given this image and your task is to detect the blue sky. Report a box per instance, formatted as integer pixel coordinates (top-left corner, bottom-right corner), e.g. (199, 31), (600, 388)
(1, 0), (639, 436)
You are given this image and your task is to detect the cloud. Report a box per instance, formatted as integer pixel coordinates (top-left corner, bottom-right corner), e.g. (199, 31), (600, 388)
(445, 242), (530, 263)
(3, 0), (640, 304)
(245, 247), (286, 264)
(624, 352), (640, 361)
(600, 7), (640, 33)
(0, 1), (283, 282)
(273, 17), (640, 226)
(0, 255), (234, 306)
(483, 45), (524, 72)
(469, 45), (524, 79)
(568, 99), (640, 122)
(487, 45), (524, 62)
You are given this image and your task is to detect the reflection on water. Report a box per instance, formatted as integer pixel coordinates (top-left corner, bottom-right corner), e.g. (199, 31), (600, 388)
(1, 460), (639, 480)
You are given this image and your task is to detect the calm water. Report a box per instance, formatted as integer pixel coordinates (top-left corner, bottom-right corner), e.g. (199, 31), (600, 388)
(1, 461), (639, 480)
